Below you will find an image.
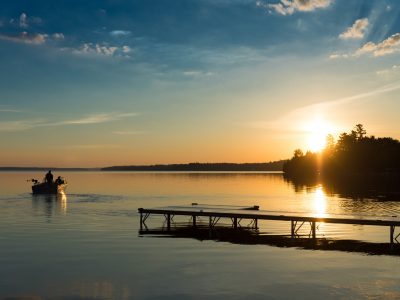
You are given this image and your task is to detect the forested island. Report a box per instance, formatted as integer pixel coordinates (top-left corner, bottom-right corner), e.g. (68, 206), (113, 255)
(283, 124), (400, 199)
(102, 161), (286, 172)
(284, 124), (400, 178)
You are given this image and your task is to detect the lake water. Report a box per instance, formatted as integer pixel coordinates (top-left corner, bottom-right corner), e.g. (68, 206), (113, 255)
(1, 171), (400, 299)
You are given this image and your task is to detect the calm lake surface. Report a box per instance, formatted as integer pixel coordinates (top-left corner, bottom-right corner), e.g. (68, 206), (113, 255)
(1, 171), (400, 299)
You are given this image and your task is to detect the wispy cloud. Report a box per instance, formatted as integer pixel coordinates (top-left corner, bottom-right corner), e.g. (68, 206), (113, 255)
(59, 114), (116, 125)
(52, 33), (65, 40)
(64, 144), (121, 149)
(304, 82), (400, 109)
(329, 53), (348, 59)
(376, 65), (400, 77)
(183, 70), (214, 77)
(0, 109), (20, 113)
(249, 81), (400, 132)
(0, 112), (138, 132)
(0, 120), (44, 132)
(339, 18), (368, 40)
(113, 130), (144, 135)
(0, 32), (47, 45)
(261, 0), (332, 15)
(52, 112), (138, 126)
(110, 30), (131, 37)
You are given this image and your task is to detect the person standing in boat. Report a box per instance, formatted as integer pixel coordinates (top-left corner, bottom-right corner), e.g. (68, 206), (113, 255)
(45, 170), (53, 184)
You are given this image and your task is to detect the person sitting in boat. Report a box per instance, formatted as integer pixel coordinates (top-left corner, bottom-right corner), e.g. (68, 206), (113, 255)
(55, 176), (64, 185)
(45, 170), (53, 184)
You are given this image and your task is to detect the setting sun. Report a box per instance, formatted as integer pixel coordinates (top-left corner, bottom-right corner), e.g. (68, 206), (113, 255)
(305, 119), (334, 152)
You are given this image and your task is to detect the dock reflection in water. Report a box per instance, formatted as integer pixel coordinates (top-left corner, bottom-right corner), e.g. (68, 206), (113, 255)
(139, 226), (400, 256)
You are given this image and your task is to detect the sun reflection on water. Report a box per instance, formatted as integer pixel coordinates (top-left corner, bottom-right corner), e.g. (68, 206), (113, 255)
(58, 192), (68, 215)
(313, 185), (327, 217)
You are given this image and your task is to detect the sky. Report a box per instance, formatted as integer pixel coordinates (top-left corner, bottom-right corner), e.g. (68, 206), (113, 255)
(1, 0), (400, 167)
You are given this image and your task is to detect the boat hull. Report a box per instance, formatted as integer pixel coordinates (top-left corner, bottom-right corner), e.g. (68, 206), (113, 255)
(32, 183), (67, 194)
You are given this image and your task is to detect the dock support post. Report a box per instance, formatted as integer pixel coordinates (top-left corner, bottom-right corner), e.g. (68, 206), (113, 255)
(390, 225), (395, 250)
(311, 221), (316, 240)
(234, 217), (237, 229)
(192, 215), (196, 228)
(167, 213), (171, 231)
(291, 220), (295, 239)
(140, 212), (143, 231)
(254, 218), (258, 230)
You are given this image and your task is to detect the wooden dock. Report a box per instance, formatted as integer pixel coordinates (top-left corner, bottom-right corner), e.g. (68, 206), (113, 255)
(138, 204), (400, 248)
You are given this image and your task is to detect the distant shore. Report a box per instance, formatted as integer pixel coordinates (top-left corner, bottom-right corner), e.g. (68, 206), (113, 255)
(0, 167), (100, 171)
(0, 161), (287, 172)
(101, 161), (286, 172)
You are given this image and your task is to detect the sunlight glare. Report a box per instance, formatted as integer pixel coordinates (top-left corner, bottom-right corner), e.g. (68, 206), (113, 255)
(305, 118), (334, 152)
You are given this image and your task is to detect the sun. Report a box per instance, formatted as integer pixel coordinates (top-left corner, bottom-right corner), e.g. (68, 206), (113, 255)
(305, 119), (333, 152)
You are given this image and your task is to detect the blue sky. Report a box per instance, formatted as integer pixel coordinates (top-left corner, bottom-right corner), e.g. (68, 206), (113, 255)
(1, 0), (400, 166)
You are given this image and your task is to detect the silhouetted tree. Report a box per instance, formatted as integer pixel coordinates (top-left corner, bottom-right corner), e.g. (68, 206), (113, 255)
(354, 124), (366, 140)
(293, 149), (304, 158)
(284, 124), (400, 180)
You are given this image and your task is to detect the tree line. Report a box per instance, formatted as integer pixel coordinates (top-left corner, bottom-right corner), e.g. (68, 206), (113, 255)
(102, 161), (287, 172)
(283, 124), (400, 180)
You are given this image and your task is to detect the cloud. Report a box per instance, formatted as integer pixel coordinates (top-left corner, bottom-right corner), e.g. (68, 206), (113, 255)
(59, 114), (116, 125)
(246, 85), (400, 150)
(15, 12), (42, 28)
(0, 13), (61, 46)
(0, 31), (47, 45)
(65, 144), (121, 149)
(110, 30), (131, 37)
(122, 45), (132, 53)
(0, 108), (20, 113)
(355, 33), (400, 57)
(183, 70), (214, 77)
(113, 130), (144, 135)
(0, 112), (138, 132)
(73, 43), (131, 57)
(52, 33), (65, 40)
(330, 32), (400, 59)
(0, 120), (43, 132)
(54, 112), (138, 125)
(376, 65), (400, 76)
(183, 71), (202, 76)
(339, 18), (368, 40)
(329, 54), (340, 59)
(0, 31), (64, 45)
(263, 0), (332, 15)
(329, 53), (349, 59)
(19, 13), (28, 28)
(250, 81), (400, 132)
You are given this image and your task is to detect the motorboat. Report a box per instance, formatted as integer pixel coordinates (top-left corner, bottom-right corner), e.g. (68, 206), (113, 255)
(30, 178), (67, 194)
